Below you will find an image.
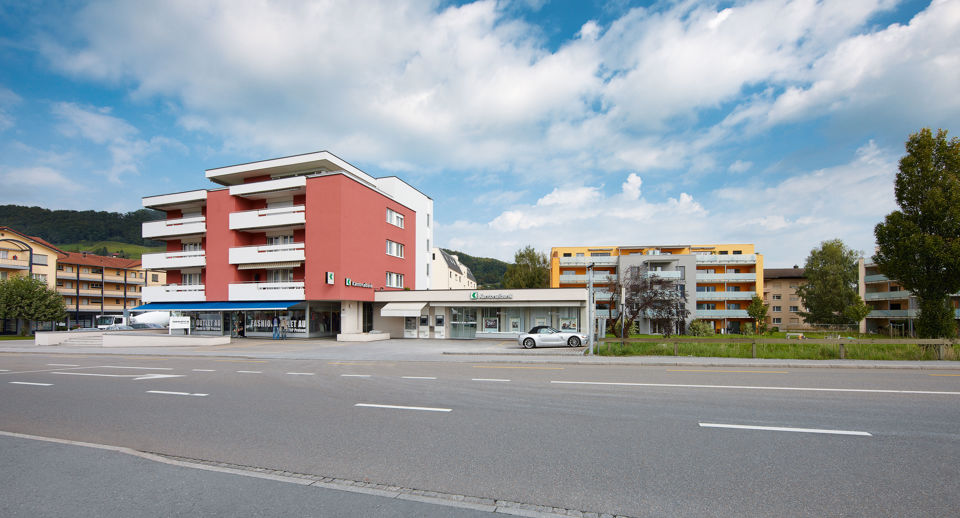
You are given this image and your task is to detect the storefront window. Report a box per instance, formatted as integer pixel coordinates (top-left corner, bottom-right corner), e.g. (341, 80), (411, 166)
(557, 307), (580, 331)
(481, 307), (499, 333)
(504, 308), (524, 333)
(195, 312), (222, 333)
(450, 307), (477, 339)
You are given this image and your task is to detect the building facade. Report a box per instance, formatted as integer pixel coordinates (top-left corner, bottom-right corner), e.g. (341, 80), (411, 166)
(136, 151), (433, 339)
(762, 267), (816, 331)
(550, 244), (764, 333)
(0, 227), (62, 334)
(56, 252), (165, 329)
(430, 248), (477, 290)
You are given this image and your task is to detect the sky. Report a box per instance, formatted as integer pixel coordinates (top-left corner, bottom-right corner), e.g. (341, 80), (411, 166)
(0, 0), (957, 267)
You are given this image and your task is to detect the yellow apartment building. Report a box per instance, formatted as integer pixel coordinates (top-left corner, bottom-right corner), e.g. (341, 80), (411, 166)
(1, 227), (63, 334)
(56, 251), (166, 328)
(550, 244), (763, 333)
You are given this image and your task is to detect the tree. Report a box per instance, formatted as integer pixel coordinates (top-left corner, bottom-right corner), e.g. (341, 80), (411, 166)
(746, 295), (768, 334)
(502, 245), (549, 289)
(875, 128), (960, 338)
(0, 276), (67, 335)
(796, 239), (869, 329)
(605, 264), (689, 337)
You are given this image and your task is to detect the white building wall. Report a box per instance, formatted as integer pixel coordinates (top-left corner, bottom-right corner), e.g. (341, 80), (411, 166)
(375, 177), (433, 291)
(430, 248), (477, 290)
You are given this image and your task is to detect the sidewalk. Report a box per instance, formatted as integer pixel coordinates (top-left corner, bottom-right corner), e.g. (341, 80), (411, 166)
(1, 337), (958, 370)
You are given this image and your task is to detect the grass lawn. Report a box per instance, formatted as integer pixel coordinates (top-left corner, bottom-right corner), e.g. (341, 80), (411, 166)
(57, 241), (165, 259)
(0, 335), (34, 340)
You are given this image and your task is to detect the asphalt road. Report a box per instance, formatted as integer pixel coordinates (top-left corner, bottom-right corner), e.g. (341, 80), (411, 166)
(2, 353), (958, 517)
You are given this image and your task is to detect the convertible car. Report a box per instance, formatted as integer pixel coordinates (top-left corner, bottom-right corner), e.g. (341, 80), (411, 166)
(518, 326), (587, 348)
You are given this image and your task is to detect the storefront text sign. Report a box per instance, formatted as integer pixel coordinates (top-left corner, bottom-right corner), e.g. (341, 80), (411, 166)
(470, 292), (513, 300)
(345, 278), (373, 288)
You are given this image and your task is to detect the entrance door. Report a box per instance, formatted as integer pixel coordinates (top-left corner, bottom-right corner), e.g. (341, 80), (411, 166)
(450, 307), (477, 339)
(362, 302), (373, 333)
(404, 317), (417, 338)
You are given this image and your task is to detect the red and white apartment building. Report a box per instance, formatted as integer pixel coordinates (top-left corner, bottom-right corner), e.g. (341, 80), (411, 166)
(136, 151), (433, 339)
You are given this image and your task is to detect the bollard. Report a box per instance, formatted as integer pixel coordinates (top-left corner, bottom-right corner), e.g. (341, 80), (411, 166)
(752, 340), (756, 358)
(839, 342), (845, 360)
(674, 341), (679, 356)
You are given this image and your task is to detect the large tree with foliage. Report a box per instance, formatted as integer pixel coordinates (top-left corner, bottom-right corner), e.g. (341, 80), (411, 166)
(796, 239), (870, 329)
(746, 295), (768, 334)
(502, 245), (549, 289)
(0, 276), (67, 335)
(605, 264), (689, 338)
(874, 128), (960, 338)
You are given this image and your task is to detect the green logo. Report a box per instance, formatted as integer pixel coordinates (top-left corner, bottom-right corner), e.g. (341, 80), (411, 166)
(470, 292), (478, 299)
(345, 278), (351, 286)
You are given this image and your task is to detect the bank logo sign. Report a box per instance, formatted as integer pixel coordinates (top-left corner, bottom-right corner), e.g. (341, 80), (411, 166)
(470, 291), (512, 300)
(345, 278), (373, 288)
(326, 272), (334, 285)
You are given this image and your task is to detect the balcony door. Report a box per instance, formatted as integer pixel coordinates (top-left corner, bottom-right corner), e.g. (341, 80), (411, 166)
(267, 269), (293, 283)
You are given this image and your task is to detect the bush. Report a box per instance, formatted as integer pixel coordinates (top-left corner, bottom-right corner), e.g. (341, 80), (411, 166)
(689, 320), (714, 336)
(742, 322), (754, 335)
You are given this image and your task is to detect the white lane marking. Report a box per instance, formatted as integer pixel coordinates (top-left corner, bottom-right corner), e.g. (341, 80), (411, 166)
(9, 381), (52, 386)
(147, 390), (208, 397)
(0, 369), (9, 372)
(355, 403), (451, 413)
(472, 378), (511, 382)
(341, 374), (370, 378)
(47, 363), (79, 367)
(53, 372), (135, 378)
(550, 381), (960, 396)
(286, 372), (315, 376)
(134, 374), (185, 381)
(192, 369), (216, 372)
(699, 422), (872, 436)
(236, 370), (262, 374)
(401, 376), (436, 380)
(100, 366), (173, 371)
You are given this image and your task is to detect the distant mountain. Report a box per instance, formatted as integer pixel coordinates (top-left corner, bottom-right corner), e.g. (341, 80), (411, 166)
(0, 205), (164, 247)
(441, 248), (509, 289)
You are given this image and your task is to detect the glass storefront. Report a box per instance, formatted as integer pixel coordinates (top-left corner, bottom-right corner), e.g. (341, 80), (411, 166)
(450, 307), (477, 339)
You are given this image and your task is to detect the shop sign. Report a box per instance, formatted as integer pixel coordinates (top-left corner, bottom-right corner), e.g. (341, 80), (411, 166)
(169, 316), (191, 329)
(326, 272), (335, 285)
(470, 291), (512, 300)
(345, 278), (373, 288)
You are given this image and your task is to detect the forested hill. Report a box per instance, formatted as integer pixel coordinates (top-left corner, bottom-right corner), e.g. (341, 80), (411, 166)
(441, 248), (509, 289)
(0, 205), (163, 246)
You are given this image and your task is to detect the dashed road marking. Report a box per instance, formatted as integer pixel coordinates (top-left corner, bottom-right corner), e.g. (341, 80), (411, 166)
(192, 369), (216, 372)
(9, 381), (52, 386)
(699, 422), (872, 436)
(355, 403), (451, 413)
(286, 372), (315, 376)
(472, 378), (511, 382)
(47, 363), (80, 367)
(341, 374), (371, 378)
(667, 369), (788, 374)
(100, 366), (173, 371)
(401, 376), (436, 380)
(237, 370), (262, 374)
(147, 390), (208, 397)
(473, 365), (563, 370)
(550, 380), (960, 395)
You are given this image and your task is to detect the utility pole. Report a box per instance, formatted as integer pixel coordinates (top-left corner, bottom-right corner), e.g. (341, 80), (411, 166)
(587, 263), (595, 355)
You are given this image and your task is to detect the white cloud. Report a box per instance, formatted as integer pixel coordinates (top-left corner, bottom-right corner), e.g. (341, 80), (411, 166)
(621, 173), (642, 200)
(728, 160), (752, 173)
(0, 85), (22, 131)
(0, 166), (93, 209)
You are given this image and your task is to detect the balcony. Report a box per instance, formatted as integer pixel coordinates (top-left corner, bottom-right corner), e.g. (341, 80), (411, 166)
(229, 243), (305, 265)
(695, 254), (757, 264)
(0, 257), (30, 270)
(864, 291), (912, 301)
(647, 270), (682, 280)
(867, 309), (917, 318)
(596, 309), (620, 318)
(229, 281), (305, 301)
(229, 176), (307, 198)
(143, 216), (206, 240)
(558, 273), (617, 284)
(143, 190), (207, 210)
(142, 284), (206, 303)
(696, 273), (757, 282)
(696, 291), (757, 301)
(695, 309), (750, 319)
(864, 274), (890, 283)
(558, 256), (618, 267)
(230, 205), (306, 231)
(142, 250), (206, 270)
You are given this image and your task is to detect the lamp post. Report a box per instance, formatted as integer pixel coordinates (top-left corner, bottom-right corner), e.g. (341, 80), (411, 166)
(587, 262), (595, 355)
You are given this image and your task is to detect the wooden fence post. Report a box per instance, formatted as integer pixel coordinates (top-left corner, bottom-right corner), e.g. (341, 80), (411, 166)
(839, 342), (845, 360)
(752, 339), (756, 358)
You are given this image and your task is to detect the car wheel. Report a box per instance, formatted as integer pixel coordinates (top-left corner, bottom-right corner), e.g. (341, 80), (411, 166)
(522, 338), (536, 349)
(567, 336), (581, 347)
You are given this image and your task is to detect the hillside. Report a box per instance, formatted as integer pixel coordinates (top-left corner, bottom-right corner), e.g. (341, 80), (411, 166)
(441, 248), (509, 289)
(57, 241), (166, 260)
(0, 205), (163, 246)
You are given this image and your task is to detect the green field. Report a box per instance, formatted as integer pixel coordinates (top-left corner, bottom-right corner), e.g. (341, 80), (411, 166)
(57, 241), (165, 259)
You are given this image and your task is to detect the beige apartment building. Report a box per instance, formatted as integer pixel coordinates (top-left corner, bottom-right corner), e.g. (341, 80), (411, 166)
(762, 267), (816, 331)
(430, 248), (477, 290)
(56, 251), (166, 328)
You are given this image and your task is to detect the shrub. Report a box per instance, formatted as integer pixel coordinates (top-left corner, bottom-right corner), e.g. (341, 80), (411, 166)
(689, 319), (714, 336)
(742, 322), (754, 335)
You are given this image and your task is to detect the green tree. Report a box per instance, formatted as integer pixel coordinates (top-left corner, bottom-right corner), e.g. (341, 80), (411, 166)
(0, 276), (67, 335)
(874, 128), (960, 338)
(796, 239), (869, 330)
(502, 246), (549, 289)
(746, 295), (768, 334)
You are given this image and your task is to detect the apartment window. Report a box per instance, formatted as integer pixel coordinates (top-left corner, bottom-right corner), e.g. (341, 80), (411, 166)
(386, 240), (405, 258)
(57, 263), (63, 271)
(728, 303), (739, 310)
(772, 317), (781, 325)
(697, 303), (717, 310)
(773, 294), (781, 300)
(56, 280), (63, 287)
(90, 283), (102, 289)
(426, 264), (430, 276)
(30, 254), (47, 265)
(386, 208), (404, 228)
(426, 214), (430, 227)
(267, 269), (293, 283)
(789, 283), (798, 288)
(563, 253), (572, 257)
(789, 306), (799, 312)
(733, 250), (742, 255)
(182, 273), (201, 285)
(266, 235), (293, 246)
(696, 286), (717, 292)
(575, 253), (584, 257)
(32, 273), (47, 283)
(386, 272), (404, 288)
(0, 272), (6, 280)
(592, 252), (610, 257)
(772, 306), (782, 312)
(729, 286), (740, 291)
(0, 249), (6, 259)
(182, 241), (203, 251)
(151, 274), (159, 282)
(426, 239), (430, 251)
(890, 285), (901, 292)
(719, 251), (728, 255)
(890, 303), (902, 310)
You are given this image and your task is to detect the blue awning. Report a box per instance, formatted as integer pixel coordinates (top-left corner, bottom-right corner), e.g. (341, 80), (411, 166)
(131, 301), (303, 311)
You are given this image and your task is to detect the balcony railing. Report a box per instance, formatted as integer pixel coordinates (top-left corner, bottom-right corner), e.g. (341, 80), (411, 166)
(863, 274), (889, 283)
(867, 309), (917, 318)
(229, 243), (305, 265)
(695, 254), (757, 264)
(696, 273), (757, 282)
(142, 284), (206, 303)
(596, 309), (620, 318)
(229, 205), (306, 231)
(557, 256), (618, 267)
(647, 270), (682, 279)
(695, 309), (750, 319)
(142, 250), (206, 270)
(558, 273), (617, 284)
(142, 216), (206, 239)
(229, 176), (307, 197)
(696, 291), (756, 301)
(0, 257), (30, 270)
(229, 281), (305, 301)
(864, 291), (912, 301)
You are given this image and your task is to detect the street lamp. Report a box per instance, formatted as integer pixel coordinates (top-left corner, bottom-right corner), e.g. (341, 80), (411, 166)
(587, 262), (595, 354)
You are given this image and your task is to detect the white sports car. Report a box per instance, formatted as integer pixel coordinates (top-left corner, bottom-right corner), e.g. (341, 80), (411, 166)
(518, 326), (587, 348)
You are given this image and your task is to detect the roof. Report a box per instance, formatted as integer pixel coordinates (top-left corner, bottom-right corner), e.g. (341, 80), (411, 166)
(0, 226), (68, 254)
(57, 251), (142, 269)
(764, 268), (805, 279)
(438, 249), (462, 275)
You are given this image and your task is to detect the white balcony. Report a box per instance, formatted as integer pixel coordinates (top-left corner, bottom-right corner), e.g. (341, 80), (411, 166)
(558, 256), (618, 267)
(558, 273), (617, 284)
(696, 273), (757, 282)
(229, 281), (305, 301)
(229, 243), (305, 265)
(229, 176), (307, 198)
(647, 270), (682, 279)
(696, 291), (756, 301)
(141, 250), (206, 270)
(863, 291), (912, 301)
(142, 216), (206, 240)
(229, 205), (306, 231)
(696, 309), (750, 319)
(142, 284), (205, 303)
(142, 190), (207, 210)
(695, 254), (757, 264)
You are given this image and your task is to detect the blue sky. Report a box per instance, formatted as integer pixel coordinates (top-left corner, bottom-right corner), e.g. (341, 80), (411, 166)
(0, 0), (957, 266)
